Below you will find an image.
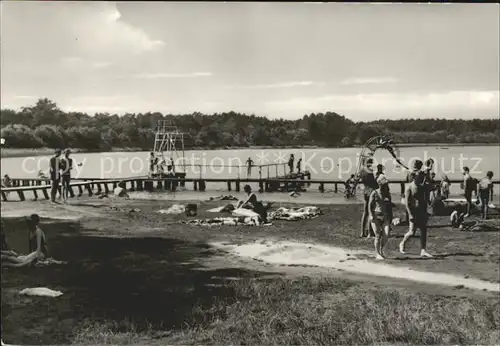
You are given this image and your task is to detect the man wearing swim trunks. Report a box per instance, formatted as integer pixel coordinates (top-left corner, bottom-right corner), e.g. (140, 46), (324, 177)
(400, 171), (433, 258)
(368, 174), (391, 259)
(359, 158), (378, 238)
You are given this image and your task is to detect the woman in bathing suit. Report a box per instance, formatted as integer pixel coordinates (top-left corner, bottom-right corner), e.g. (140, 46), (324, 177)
(368, 175), (391, 260)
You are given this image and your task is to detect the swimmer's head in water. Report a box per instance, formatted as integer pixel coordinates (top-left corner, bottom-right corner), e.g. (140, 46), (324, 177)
(54, 149), (62, 156)
(243, 184), (252, 194)
(64, 148), (71, 156)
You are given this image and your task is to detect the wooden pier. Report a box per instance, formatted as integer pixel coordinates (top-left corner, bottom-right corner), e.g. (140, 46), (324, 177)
(1, 176), (498, 202)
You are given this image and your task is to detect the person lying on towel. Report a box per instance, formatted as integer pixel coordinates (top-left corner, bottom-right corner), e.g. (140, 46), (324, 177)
(237, 185), (270, 223)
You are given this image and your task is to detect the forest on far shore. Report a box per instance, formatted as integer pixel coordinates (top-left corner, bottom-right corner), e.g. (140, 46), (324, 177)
(1, 98), (499, 151)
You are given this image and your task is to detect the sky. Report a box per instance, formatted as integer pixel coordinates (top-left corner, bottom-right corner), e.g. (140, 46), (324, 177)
(1, 2), (499, 121)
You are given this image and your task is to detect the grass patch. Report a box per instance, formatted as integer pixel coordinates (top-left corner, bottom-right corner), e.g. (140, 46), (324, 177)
(72, 277), (500, 345)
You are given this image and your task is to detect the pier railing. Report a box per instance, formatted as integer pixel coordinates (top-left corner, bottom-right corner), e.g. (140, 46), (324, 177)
(153, 162), (292, 180)
(1, 176), (498, 202)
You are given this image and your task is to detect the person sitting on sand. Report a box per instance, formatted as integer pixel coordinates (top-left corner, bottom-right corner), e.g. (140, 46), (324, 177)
(237, 185), (269, 223)
(2, 214), (48, 267)
(478, 171), (494, 220)
(2, 174), (12, 188)
(344, 174), (356, 198)
(399, 172), (433, 258)
(368, 174), (391, 260)
(114, 181), (130, 198)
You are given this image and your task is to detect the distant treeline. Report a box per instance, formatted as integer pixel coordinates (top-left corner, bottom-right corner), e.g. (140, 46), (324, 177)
(1, 98), (499, 151)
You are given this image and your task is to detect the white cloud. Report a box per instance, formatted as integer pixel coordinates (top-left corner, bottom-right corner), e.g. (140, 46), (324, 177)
(66, 3), (164, 56)
(266, 90), (500, 113)
(226, 81), (324, 89)
(132, 72), (213, 79)
(341, 77), (398, 85)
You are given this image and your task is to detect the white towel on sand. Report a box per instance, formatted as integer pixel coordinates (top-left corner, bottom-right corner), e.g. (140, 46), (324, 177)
(158, 204), (185, 215)
(19, 287), (63, 298)
(269, 206), (321, 221)
(232, 208), (260, 218)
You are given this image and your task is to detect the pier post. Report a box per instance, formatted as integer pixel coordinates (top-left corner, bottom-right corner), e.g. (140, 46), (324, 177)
(33, 189), (38, 201)
(96, 183), (102, 194)
(319, 183), (325, 193)
(172, 178), (177, 192)
(334, 183), (338, 193)
(400, 182), (405, 196)
(194, 181), (198, 191)
(227, 181), (232, 191)
(1, 191), (7, 201)
(165, 179), (171, 191)
(157, 180), (163, 190)
(69, 186), (75, 198)
(42, 188), (49, 200)
(113, 182), (117, 190)
(77, 185), (84, 197)
(17, 190), (25, 201)
(259, 180), (264, 193)
(145, 181), (154, 192)
(199, 180), (206, 192)
(137, 180), (144, 191)
(130, 181), (136, 191)
(85, 183), (93, 196)
(235, 180), (240, 192)
(104, 183), (110, 194)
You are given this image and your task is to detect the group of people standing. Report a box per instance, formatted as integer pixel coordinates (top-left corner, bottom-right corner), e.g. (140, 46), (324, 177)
(358, 156), (495, 260)
(49, 148), (82, 203)
(149, 152), (176, 176)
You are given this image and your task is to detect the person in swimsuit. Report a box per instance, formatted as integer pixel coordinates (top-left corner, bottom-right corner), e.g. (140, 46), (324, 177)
(2, 214), (48, 267)
(149, 152), (157, 175)
(462, 167), (478, 217)
(368, 175), (391, 259)
(358, 158), (378, 238)
(288, 154), (295, 174)
(296, 158), (303, 174)
(237, 185), (269, 223)
(477, 171), (494, 219)
(399, 172), (433, 258)
(246, 157), (254, 177)
(440, 174), (451, 199)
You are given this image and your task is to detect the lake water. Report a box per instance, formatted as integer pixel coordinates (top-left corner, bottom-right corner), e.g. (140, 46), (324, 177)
(2, 146), (499, 195)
